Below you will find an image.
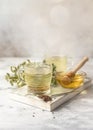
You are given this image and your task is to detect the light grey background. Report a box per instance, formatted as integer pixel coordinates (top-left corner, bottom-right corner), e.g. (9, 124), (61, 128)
(0, 0), (93, 57)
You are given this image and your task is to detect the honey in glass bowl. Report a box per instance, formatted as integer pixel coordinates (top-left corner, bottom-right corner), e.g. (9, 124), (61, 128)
(56, 71), (86, 89)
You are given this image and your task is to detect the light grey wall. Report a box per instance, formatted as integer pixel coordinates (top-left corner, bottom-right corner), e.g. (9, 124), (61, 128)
(0, 0), (93, 57)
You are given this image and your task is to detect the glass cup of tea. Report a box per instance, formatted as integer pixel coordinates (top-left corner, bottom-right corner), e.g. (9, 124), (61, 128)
(24, 63), (52, 95)
(44, 56), (67, 72)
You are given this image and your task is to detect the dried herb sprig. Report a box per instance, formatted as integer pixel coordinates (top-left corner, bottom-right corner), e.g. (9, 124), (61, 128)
(43, 60), (58, 87)
(5, 59), (31, 87)
(51, 63), (58, 87)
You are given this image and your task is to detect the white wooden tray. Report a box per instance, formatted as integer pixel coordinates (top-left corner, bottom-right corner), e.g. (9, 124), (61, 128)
(9, 77), (92, 111)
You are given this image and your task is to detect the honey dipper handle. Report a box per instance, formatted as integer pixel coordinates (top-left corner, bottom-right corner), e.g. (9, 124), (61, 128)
(72, 57), (89, 74)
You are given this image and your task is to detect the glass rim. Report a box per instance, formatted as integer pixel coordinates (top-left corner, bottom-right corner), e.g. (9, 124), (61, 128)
(24, 62), (52, 69)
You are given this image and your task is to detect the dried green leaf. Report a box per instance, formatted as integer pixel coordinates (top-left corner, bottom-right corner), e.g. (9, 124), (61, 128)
(5, 59), (31, 87)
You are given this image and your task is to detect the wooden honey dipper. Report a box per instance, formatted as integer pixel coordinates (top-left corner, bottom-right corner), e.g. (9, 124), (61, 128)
(61, 57), (89, 85)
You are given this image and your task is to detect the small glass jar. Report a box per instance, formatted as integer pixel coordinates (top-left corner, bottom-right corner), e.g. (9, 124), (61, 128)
(24, 63), (52, 95)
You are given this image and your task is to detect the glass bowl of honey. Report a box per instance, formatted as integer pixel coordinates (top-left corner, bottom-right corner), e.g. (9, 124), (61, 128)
(56, 71), (87, 89)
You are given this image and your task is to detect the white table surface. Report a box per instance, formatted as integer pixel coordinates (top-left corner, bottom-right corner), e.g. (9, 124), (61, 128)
(0, 58), (93, 130)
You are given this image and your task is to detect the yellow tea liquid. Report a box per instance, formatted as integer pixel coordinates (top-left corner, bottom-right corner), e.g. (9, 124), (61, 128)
(24, 63), (52, 94)
(44, 56), (67, 72)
